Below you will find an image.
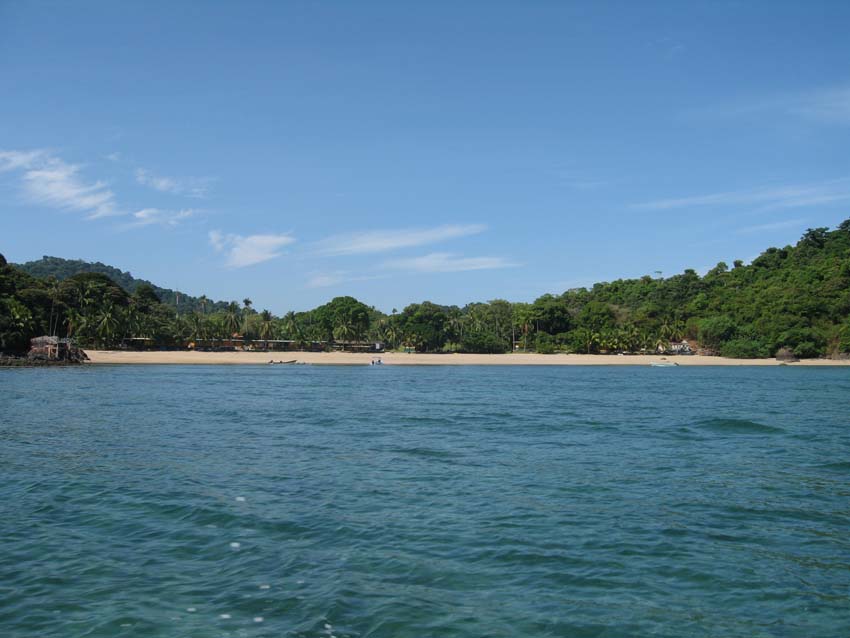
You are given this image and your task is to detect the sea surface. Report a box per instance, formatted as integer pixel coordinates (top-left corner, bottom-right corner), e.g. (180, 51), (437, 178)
(1, 365), (849, 637)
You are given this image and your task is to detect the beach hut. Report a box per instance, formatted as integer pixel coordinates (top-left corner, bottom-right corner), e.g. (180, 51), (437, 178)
(28, 336), (88, 362)
(29, 336), (59, 359)
(775, 347), (799, 362)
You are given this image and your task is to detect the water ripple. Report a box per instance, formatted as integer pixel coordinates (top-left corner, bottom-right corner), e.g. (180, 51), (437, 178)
(1, 365), (849, 637)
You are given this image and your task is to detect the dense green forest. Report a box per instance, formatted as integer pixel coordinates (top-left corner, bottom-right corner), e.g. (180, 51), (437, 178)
(14, 256), (228, 314)
(2, 221), (850, 358)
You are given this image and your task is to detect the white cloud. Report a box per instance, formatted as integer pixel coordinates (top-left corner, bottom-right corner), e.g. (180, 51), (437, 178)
(735, 218), (808, 235)
(136, 168), (211, 198)
(384, 252), (517, 273)
(23, 163), (117, 218)
(306, 272), (348, 288)
(688, 85), (850, 126)
(126, 208), (194, 228)
(789, 87), (850, 124)
(315, 224), (486, 256)
(208, 229), (226, 252)
(0, 148), (119, 218)
(633, 179), (850, 212)
(0, 149), (47, 172)
(304, 271), (387, 289)
(208, 230), (296, 268)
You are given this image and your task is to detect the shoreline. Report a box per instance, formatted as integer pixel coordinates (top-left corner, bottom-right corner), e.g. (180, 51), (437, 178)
(82, 350), (850, 366)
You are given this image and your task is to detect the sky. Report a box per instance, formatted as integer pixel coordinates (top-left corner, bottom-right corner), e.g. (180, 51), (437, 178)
(2, 1), (849, 313)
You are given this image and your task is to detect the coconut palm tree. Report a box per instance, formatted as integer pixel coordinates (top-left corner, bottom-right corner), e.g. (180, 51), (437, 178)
(198, 295), (208, 315)
(281, 311), (296, 335)
(124, 304), (142, 340)
(670, 318), (686, 342)
(258, 310), (274, 341)
(94, 302), (121, 347)
(382, 322), (399, 349)
(186, 312), (205, 342)
(45, 276), (61, 336)
(224, 302), (241, 336)
(333, 320), (356, 350)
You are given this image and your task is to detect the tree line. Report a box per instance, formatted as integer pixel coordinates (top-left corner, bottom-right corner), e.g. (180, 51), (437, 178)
(2, 220), (850, 358)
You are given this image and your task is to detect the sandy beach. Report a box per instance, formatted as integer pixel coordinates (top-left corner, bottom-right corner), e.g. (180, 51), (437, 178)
(83, 350), (850, 366)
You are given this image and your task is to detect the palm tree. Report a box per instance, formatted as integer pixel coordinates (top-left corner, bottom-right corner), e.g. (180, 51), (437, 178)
(65, 308), (83, 339)
(333, 320), (356, 350)
(258, 310), (274, 341)
(383, 322), (399, 349)
(45, 276), (60, 336)
(124, 305), (142, 340)
(577, 328), (599, 354)
(198, 295), (208, 315)
(282, 311), (301, 343)
(670, 318), (686, 342)
(94, 302), (121, 347)
(187, 312), (205, 342)
(224, 301), (241, 336)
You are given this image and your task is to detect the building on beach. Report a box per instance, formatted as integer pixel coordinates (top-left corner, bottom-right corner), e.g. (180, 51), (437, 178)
(28, 336), (87, 361)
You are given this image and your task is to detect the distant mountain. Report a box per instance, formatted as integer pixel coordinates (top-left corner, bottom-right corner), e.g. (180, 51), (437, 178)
(13, 256), (227, 313)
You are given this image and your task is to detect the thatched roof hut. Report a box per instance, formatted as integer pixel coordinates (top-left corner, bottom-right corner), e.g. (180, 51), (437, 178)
(28, 336), (88, 362)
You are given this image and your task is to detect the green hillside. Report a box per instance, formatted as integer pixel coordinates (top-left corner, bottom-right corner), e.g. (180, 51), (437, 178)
(13, 256), (226, 314)
(2, 220), (849, 358)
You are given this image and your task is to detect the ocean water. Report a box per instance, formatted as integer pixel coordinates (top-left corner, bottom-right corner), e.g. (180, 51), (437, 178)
(1, 365), (849, 638)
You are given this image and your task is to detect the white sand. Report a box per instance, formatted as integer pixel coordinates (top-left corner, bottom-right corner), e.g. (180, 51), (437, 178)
(83, 350), (850, 366)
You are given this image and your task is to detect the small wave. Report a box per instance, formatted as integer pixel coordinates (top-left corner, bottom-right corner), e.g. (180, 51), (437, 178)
(388, 446), (461, 460)
(818, 461), (850, 471)
(694, 418), (784, 434)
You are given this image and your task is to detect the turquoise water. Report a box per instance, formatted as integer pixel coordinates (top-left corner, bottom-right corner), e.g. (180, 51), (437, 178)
(1, 365), (849, 637)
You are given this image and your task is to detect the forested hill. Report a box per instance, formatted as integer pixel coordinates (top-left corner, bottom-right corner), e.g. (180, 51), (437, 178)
(13, 256), (226, 314)
(2, 221), (850, 358)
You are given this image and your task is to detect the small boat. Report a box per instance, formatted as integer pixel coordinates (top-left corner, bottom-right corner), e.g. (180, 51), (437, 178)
(650, 361), (679, 367)
(269, 359), (298, 365)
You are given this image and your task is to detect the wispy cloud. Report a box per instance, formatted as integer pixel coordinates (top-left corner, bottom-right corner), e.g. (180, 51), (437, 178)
(305, 271), (387, 289)
(688, 85), (850, 125)
(125, 208), (195, 229)
(306, 272), (349, 288)
(555, 169), (609, 190)
(315, 224), (486, 256)
(0, 149), (47, 172)
(384, 252), (517, 273)
(789, 87), (850, 124)
(136, 168), (212, 198)
(2, 148), (203, 226)
(209, 230), (295, 268)
(735, 218), (808, 235)
(1, 148), (119, 219)
(633, 179), (850, 212)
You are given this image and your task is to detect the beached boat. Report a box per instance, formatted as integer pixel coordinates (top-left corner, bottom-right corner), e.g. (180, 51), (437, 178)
(269, 360), (298, 365)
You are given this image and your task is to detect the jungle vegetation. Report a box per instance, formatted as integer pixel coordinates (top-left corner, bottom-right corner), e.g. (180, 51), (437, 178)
(2, 221), (850, 358)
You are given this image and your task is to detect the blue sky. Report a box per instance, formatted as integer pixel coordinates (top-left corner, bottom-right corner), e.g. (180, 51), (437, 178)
(2, 1), (849, 313)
